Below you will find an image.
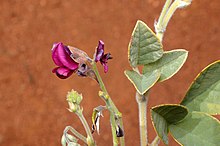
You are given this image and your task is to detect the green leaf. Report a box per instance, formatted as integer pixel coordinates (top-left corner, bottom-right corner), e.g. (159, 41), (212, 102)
(128, 20), (163, 67)
(143, 49), (188, 82)
(169, 111), (220, 146)
(181, 61), (220, 115)
(151, 104), (188, 145)
(124, 69), (160, 95)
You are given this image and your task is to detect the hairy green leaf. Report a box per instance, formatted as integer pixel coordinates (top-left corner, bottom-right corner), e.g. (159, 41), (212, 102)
(170, 111), (220, 146)
(128, 20), (163, 67)
(181, 61), (220, 115)
(151, 104), (188, 145)
(143, 49), (188, 82)
(124, 69), (160, 95)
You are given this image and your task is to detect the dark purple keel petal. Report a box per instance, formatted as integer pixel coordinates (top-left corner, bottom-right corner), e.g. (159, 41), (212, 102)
(52, 67), (74, 79)
(52, 43), (64, 66)
(56, 43), (79, 70)
(99, 53), (112, 73)
(95, 40), (104, 62)
(101, 53), (112, 63)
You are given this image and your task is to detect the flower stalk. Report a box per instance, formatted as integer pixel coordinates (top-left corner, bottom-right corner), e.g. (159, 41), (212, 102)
(66, 90), (95, 146)
(76, 110), (95, 146)
(63, 126), (87, 144)
(92, 62), (125, 146)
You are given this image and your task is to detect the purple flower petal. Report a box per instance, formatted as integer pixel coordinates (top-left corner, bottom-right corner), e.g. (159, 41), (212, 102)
(56, 43), (79, 70)
(101, 53), (112, 63)
(52, 43), (64, 66)
(101, 62), (108, 73)
(52, 42), (78, 70)
(95, 40), (104, 62)
(52, 67), (74, 79)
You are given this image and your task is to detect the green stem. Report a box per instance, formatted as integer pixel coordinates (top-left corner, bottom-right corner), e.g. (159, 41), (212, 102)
(92, 62), (125, 146)
(64, 126), (87, 144)
(162, 0), (180, 31)
(118, 117), (125, 146)
(156, 0), (183, 41)
(157, 0), (173, 25)
(106, 99), (119, 146)
(136, 92), (148, 146)
(77, 111), (95, 146)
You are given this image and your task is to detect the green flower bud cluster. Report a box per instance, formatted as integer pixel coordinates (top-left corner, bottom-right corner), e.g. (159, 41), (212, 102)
(67, 90), (83, 113)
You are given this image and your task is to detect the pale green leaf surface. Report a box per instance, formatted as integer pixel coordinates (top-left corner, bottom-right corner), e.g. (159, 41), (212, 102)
(181, 61), (220, 115)
(124, 69), (160, 95)
(151, 104), (188, 145)
(128, 20), (163, 67)
(143, 49), (188, 82)
(170, 111), (220, 146)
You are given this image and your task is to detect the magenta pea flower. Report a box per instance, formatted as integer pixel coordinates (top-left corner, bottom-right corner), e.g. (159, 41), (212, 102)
(95, 40), (112, 73)
(52, 42), (79, 79)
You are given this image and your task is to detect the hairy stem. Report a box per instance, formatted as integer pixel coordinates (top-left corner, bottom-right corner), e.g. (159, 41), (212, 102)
(162, 0), (180, 31)
(92, 62), (125, 146)
(155, 0), (173, 41)
(136, 92), (148, 146)
(157, 0), (173, 25)
(156, 0), (183, 41)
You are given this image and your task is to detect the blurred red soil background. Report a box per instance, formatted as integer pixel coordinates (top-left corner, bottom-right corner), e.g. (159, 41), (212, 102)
(1, 0), (220, 145)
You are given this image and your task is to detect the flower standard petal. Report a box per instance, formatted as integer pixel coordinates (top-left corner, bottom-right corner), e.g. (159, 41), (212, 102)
(56, 42), (79, 70)
(52, 42), (64, 66)
(95, 40), (105, 62)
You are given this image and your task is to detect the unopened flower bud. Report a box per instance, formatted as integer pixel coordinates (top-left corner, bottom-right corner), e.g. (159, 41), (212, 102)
(67, 90), (83, 105)
(66, 90), (83, 113)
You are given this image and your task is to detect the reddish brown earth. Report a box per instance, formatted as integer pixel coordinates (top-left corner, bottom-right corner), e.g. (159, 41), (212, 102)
(1, 0), (220, 146)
